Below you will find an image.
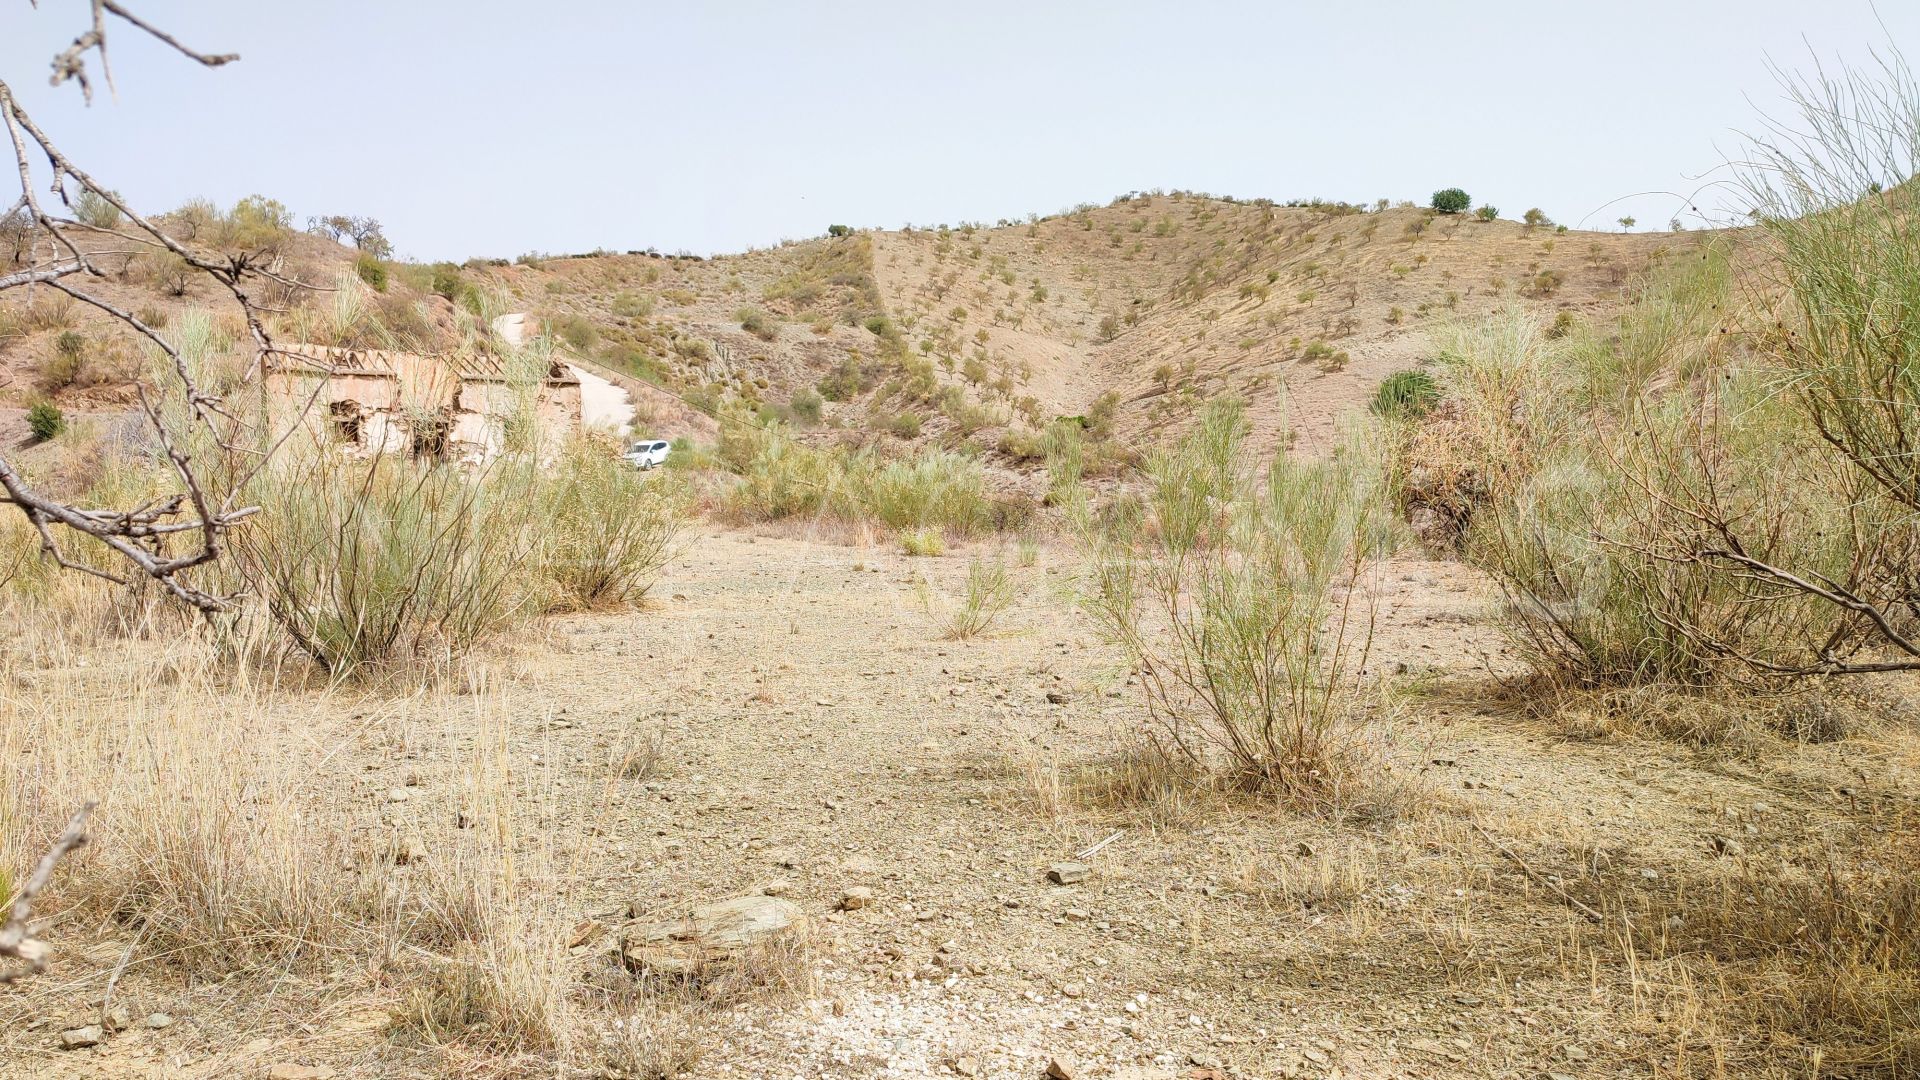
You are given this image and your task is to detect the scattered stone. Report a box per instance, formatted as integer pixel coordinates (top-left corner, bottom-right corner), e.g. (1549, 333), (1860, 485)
(1062, 983), (1084, 998)
(57, 1025), (103, 1050)
(1047, 862), (1089, 885)
(385, 787), (409, 803)
(390, 832), (428, 865)
(1045, 1055), (1080, 1079)
(145, 1012), (174, 1030)
(619, 894), (807, 976)
(952, 1055), (981, 1077)
(1710, 835), (1745, 858)
(104, 1005), (131, 1032)
(838, 886), (875, 911)
(1562, 1045), (1590, 1062)
(761, 878), (792, 897)
(1046, 691), (1070, 705)
(266, 1066), (336, 1080)
(1293, 841), (1315, 858)
(1189, 1052), (1224, 1068)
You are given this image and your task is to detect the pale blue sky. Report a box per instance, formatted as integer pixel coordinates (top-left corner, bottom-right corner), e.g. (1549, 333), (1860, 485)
(4, 1), (1914, 261)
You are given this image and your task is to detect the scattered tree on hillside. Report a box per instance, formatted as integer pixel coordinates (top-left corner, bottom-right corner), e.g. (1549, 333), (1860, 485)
(310, 213), (393, 258)
(1617, 215), (1637, 231)
(827, 224), (852, 238)
(1430, 188), (1471, 214)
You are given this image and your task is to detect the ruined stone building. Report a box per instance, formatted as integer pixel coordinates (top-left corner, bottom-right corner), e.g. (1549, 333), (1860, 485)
(267, 345), (582, 464)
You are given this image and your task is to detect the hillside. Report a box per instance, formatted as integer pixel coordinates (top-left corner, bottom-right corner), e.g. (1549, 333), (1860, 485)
(5, 193), (1723, 465)
(476, 194), (1723, 463)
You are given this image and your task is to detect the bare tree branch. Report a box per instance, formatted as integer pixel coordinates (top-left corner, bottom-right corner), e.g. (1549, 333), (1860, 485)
(0, 802), (94, 983)
(0, 2), (290, 612)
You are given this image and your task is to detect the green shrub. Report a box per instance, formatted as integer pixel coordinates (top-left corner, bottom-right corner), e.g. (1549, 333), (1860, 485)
(1072, 398), (1389, 805)
(355, 254), (389, 292)
(827, 224), (852, 238)
(226, 194), (294, 251)
(922, 556), (1015, 638)
(1523, 269), (1565, 297)
(1371, 370), (1439, 420)
(73, 187), (122, 229)
(235, 450), (544, 675)
(737, 307), (777, 341)
(429, 262), (467, 302)
(26, 400), (64, 442)
(38, 332), (87, 391)
(1413, 256), (1872, 690)
(789, 388), (824, 425)
(817, 355), (875, 402)
(899, 528), (945, 557)
(1475, 205), (1500, 222)
(537, 442), (690, 611)
(610, 292), (654, 318)
(554, 314), (599, 351)
(1522, 207), (1551, 227)
(721, 418), (838, 520)
(886, 412), (923, 439)
(1430, 188), (1471, 214)
(860, 451), (989, 534)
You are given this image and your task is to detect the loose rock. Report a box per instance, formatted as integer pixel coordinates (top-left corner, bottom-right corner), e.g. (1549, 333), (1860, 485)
(1047, 862), (1089, 885)
(838, 885), (875, 911)
(620, 894), (807, 976)
(57, 1025), (103, 1050)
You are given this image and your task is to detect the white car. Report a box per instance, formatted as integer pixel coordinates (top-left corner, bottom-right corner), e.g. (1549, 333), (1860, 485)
(624, 439), (672, 469)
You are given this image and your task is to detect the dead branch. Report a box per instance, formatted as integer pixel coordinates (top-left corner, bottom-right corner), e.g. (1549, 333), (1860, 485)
(0, 802), (94, 983)
(0, 2), (286, 611)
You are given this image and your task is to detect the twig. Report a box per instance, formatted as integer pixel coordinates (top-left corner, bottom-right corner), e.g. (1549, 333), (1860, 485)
(0, 802), (96, 983)
(97, 916), (149, 1028)
(1076, 830), (1125, 861)
(1470, 818), (1606, 925)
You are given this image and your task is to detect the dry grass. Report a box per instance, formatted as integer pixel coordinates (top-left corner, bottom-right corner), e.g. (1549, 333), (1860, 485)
(918, 554), (1017, 639)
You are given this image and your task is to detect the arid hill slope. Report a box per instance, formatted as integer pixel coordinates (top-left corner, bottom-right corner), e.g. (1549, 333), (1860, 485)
(4, 194), (1726, 461)
(486, 194), (1724, 459)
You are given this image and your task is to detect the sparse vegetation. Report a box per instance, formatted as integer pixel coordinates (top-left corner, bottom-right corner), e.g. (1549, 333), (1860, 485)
(1370, 369), (1439, 420)
(921, 555), (1016, 638)
(1430, 187), (1471, 214)
(25, 399), (64, 441)
(1072, 398), (1389, 807)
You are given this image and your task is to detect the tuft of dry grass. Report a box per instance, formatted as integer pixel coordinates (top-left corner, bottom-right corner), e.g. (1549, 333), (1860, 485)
(919, 555), (1016, 639)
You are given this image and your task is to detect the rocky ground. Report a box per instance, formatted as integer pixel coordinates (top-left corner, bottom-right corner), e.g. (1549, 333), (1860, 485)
(5, 528), (1907, 1079)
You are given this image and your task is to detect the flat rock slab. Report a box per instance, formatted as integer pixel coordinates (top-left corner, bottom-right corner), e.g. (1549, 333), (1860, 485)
(620, 894), (806, 975)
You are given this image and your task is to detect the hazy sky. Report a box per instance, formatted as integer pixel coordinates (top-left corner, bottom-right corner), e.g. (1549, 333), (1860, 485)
(4, 2), (1914, 261)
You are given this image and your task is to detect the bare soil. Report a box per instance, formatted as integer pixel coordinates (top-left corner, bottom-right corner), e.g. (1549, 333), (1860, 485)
(7, 528), (1906, 1079)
